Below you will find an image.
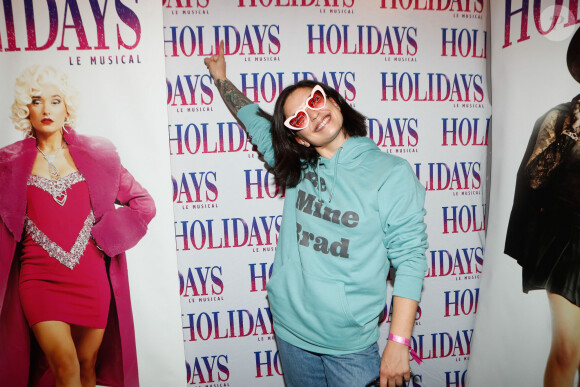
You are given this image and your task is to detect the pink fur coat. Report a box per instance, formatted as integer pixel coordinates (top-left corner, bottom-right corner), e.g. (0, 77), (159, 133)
(0, 129), (155, 386)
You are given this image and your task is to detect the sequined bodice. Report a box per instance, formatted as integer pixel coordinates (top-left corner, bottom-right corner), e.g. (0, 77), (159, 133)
(24, 172), (94, 269)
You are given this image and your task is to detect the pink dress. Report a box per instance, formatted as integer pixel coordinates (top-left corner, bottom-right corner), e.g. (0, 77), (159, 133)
(19, 172), (111, 328)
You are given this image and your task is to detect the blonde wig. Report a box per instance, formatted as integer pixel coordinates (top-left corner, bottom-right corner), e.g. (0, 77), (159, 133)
(10, 65), (79, 137)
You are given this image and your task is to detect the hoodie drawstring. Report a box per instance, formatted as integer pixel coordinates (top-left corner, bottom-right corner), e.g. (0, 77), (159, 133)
(316, 147), (342, 203)
(316, 158), (323, 201)
(328, 147), (342, 203)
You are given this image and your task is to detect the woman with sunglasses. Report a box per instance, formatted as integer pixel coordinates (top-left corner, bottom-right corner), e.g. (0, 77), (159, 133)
(205, 42), (428, 387)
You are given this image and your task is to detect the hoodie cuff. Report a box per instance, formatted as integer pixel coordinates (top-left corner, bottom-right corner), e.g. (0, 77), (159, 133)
(392, 273), (425, 302)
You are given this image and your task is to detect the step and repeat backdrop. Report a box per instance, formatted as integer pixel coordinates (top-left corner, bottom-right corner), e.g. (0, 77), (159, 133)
(163, 1), (490, 386)
(0, 1), (492, 386)
(0, 1), (184, 386)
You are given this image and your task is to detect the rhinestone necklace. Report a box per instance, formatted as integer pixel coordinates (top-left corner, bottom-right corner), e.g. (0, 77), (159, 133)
(36, 142), (68, 205)
(36, 141), (66, 181)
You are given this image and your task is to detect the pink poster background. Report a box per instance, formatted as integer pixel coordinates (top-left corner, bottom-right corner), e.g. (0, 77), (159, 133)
(0, 2), (185, 385)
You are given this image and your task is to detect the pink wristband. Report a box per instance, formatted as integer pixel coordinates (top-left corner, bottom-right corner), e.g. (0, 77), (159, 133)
(388, 333), (423, 365)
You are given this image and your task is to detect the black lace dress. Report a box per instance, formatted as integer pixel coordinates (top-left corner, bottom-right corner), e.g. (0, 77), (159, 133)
(517, 94), (580, 306)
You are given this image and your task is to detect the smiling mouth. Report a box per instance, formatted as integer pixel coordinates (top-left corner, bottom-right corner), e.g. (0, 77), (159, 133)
(315, 115), (330, 131)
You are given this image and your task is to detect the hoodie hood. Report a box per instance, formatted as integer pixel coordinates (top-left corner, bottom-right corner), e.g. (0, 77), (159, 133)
(318, 136), (378, 166)
(315, 136), (379, 202)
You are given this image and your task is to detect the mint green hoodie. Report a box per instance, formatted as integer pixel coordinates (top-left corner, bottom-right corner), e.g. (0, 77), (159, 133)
(238, 104), (428, 355)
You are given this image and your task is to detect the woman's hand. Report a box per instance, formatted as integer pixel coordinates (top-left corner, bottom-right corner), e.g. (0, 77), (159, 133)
(204, 40), (226, 81)
(380, 340), (411, 387)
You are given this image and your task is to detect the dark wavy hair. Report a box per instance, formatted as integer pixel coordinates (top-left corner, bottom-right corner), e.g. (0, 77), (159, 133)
(257, 80), (367, 188)
(568, 27), (580, 83)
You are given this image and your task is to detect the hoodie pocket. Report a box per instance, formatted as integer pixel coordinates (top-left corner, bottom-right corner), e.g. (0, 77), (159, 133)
(267, 260), (366, 350)
(301, 269), (361, 327)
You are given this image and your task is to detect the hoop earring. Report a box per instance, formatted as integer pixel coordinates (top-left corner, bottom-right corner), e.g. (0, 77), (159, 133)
(62, 118), (71, 133)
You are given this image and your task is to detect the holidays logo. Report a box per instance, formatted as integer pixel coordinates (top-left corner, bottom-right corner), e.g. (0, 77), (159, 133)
(379, 0), (484, 13)
(445, 370), (467, 387)
(380, 72), (484, 103)
(167, 74), (213, 109)
(240, 72), (284, 103)
(426, 247), (484, 278)
(442, 117), (489, 146)
(239, 71), (356, 103)
(173, 171), (218, 208)
(255, 350), (283, 378)
(444, 288), (479, 317)
(174, 215), (282, 250)
(249, 262), (274, 292)
(503, 0), (579, 48)
(182, 307), (274, 341)
(0, 0), (141, 52)
(180, 71), (355, 106)
(179, 266), (224, 302)
(307, 24), (417, 58)
(163, 24), (280, 57)
(237, 0), (354, 8)
(414, 162), (481, 192)
(442, 204), (487, 234)
(368, 117), (419, 153)
(185, 354), (229, 385)
(245, 169), (286, 200)
(411, 329), (473, 360)
(168, 122), (253, 156)
(441, 28), (487, 58)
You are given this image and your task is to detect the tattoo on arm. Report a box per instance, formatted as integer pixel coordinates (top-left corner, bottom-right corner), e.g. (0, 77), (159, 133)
(215, 79), (252, 114)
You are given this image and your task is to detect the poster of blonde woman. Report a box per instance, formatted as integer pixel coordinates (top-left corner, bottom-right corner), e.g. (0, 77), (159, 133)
(0, 2), (184, 386)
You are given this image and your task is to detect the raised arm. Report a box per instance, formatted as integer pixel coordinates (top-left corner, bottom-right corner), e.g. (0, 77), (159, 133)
(204, 40), (276, 166)
(204, 41), (252, 116)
